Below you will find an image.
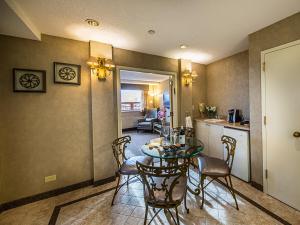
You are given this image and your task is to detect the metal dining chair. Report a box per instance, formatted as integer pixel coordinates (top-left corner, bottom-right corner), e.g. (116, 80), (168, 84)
(137, 162), (189, 225)
(111, 135), (153, 205)
(198, 135), (239, 210)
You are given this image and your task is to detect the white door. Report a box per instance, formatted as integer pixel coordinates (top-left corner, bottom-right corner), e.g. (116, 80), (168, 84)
(208, 124), (224, 159)
(263, 41), (300, 210)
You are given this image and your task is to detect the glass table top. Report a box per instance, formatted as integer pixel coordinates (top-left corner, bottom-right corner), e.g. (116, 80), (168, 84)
(141, 137), (204, 159)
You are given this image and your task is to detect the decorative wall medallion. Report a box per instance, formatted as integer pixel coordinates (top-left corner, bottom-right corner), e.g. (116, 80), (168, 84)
(13, 68), (46, 92)
(54, 62), (81, 85)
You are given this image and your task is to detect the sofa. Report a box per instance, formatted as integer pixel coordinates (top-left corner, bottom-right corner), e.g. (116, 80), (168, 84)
(137, 108), (158, 132)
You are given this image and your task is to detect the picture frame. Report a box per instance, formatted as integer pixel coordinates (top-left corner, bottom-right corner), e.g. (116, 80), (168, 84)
(13, 68), (46, 92)
(53, 62), (81, 85)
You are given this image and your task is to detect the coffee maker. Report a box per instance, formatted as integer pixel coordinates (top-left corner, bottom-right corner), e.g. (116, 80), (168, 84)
(228, 109), (242, 123)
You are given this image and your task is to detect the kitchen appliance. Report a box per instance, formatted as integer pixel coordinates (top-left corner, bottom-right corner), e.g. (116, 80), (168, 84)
(228, 109), (242, 123)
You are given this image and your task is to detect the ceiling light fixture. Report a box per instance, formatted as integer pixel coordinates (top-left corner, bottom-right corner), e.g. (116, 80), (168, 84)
(180, 44), (187, 49)
(85, 18), (99, 27)
(148, 29), (156, 35)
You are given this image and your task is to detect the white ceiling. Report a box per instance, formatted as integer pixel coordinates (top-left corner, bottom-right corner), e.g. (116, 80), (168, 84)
(1, 0), (300, 64)
(0, 1), (40, 40)
(120, 70), (169, 84)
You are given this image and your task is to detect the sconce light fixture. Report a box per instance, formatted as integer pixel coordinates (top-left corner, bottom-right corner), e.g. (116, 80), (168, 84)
(87, 57), (115, 81)
(182, 69), (197, 86)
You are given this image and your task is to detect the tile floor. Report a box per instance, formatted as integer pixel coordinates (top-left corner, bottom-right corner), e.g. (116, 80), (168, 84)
(0, 171), (299, 225)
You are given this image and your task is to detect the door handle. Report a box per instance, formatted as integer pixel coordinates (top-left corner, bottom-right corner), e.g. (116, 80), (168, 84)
(293, 131), (300, 138)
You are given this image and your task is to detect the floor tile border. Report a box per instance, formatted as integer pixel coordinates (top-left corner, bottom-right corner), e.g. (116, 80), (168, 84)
(0, 179), (94, 213)
(216, 180), (291, 225)
(48, 179), (292, 225)
(48, 186), (117, 225)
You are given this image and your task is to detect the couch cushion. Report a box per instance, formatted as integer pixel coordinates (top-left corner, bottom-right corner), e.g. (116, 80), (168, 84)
(198, 156), (229, 176)
(120, 156), (153, 175)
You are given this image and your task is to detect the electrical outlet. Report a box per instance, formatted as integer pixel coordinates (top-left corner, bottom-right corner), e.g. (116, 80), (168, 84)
(45, 175), (56, 183)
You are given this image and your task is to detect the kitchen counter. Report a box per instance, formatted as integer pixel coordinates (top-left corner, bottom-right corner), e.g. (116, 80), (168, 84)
(194, 118), (250, 131)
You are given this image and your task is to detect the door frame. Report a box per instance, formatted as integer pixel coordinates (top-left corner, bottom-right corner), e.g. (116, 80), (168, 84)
(261, 39), (300, 193)
(116, 66), (178, 137)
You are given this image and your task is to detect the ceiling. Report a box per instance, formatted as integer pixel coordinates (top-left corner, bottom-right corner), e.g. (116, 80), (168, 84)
(1, 0), (300, 64)
(0, 1), (40, 40)
(120, 70), (169, 85)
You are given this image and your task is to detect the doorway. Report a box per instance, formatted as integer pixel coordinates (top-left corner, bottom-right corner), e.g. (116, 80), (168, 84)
(261, 40), (300, 210)
(116, 66), (178, 157)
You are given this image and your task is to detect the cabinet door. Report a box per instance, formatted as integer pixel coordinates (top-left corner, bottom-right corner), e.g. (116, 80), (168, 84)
(208, 125), (224, 159)
(195, 122), (209, 155)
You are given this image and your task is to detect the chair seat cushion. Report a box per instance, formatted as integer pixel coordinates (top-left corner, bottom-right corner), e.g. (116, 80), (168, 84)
(145, 176), (187, 206)
(198, 156), (229, 176)
(120, 156), (153, 175)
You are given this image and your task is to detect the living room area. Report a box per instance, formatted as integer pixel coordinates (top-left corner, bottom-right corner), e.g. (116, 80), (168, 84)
(120, 69), (173, 157)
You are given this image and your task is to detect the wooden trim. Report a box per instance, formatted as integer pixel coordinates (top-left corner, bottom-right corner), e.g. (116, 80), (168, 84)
(251, 181), (263, 191)
(0, 179), (93, 213)
(93, 176), (116, 187)
(0, 176), (116, 213)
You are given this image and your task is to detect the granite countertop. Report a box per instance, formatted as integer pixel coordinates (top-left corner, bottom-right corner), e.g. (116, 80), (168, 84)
(194, 118), (250, 131)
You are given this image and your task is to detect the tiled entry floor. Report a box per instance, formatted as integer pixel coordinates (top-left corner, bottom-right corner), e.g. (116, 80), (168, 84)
(0, 171), (299, 225)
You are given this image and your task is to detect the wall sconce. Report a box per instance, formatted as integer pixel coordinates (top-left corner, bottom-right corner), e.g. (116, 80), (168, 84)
(182, 69), (197, 86)
(87, 57), (115, 81)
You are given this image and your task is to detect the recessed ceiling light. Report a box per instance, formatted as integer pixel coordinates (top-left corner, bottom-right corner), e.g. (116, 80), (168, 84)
(85, 19), (99, 27)
(180, 44), (188, 49)
(148, 29), (156, 35)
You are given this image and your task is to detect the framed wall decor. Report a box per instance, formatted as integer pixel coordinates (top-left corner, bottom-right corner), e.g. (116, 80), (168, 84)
(54, 62), (81, 85)
(13, 68), (46, 92)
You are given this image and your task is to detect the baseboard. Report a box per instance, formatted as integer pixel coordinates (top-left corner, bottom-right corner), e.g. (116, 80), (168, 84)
(0, 176), (115, 213)
(251, 181), (263, 191)
(93, 176), (116, 187)
(122, 127), (137, 132)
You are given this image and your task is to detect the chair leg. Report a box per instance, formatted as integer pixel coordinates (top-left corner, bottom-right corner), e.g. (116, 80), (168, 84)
(111, 174), (121, 206)
(200, 174), (205, 209)
(144, 204), (148, 225)
(175, 207), (180, 225)
(184, 191), (189, 213)
(127, 175), (130, 187)
(228, 175), (239, 210)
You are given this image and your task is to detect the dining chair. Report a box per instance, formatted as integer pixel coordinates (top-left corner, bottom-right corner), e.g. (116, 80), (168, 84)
(111, 135), (153, 205)
(198, 135), (239, 210)
(136, 162), (189, 225)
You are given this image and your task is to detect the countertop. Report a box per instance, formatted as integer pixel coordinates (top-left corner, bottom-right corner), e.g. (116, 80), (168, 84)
(194, 118), (250, 131)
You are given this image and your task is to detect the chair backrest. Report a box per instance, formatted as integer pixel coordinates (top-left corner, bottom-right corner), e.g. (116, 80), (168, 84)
(112, 136), (131, 169)
(221, 135), (237, 172)
(172, 127), (194, 137)
(136, 162), (188, 205)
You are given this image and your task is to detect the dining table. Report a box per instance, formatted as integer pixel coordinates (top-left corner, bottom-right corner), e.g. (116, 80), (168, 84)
(141, 137), (204, 195)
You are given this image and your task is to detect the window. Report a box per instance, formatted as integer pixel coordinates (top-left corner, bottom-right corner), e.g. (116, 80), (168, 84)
(121, 90), (144, 112)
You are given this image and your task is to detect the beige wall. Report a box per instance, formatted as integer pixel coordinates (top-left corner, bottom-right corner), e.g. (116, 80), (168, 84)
(192, 63), (207, 119)
(0, 35), (92, 203)
(249, 12), (300, 185)
(0, 34), (196, 204)
(206, 51), (249, 119)
(113, 48), (178, 73)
